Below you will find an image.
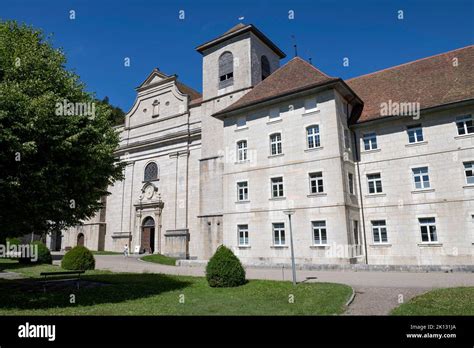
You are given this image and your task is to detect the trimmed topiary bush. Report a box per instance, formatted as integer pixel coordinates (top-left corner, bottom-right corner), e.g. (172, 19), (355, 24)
(206, 245), (246, 287)
(61, 246), (95, 270)
(18, 241), (52, 264)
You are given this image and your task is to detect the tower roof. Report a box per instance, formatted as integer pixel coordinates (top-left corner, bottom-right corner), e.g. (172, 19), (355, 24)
(195, 23), (286, 58)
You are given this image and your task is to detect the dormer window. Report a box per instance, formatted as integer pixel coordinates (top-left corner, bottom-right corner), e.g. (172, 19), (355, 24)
(219, 52), (234, 89)
(261, 55), (270, 80)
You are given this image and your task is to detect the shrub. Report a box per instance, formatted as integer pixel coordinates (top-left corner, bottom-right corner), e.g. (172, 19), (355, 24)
(6, 237), (21, 245)
(61, 246), (95, 270)
(18, 241), (52, 264)
(206, 245), (246, 287)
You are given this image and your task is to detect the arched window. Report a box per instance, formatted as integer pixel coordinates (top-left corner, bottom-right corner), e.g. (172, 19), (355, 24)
(261, 55), (270, 80)
(144, 162), (158, 182)
(219, 52), (234, 89)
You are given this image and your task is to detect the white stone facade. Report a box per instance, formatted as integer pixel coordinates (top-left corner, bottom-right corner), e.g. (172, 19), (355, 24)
(57, 24), (474, 267)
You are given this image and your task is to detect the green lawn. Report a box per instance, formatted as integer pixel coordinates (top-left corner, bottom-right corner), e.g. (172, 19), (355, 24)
(391, 287), (474, 315)
(141, 253), (177, 266)
(0, 259), (351, 315)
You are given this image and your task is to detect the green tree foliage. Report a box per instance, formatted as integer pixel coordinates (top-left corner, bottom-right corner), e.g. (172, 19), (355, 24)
(18, 241), (52, 264)
(206, 245), (247, 287)
(98, 96), (125, 126)
(61, 246), (95, 270)
(0, 21), (124, 241)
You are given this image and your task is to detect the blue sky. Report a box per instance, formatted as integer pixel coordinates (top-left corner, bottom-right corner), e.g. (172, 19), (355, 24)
(1, 0), (473, 111)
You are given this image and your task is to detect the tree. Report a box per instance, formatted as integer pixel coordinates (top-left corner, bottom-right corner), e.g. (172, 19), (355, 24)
(0, 21), (124, 242)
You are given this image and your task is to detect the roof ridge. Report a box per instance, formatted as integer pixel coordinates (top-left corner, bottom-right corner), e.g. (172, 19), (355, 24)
(348, 45), (474, 81)
(291, 56), (333, 79)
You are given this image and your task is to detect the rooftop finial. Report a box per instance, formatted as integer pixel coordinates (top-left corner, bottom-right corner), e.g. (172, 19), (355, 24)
(291, 35), (298, 57)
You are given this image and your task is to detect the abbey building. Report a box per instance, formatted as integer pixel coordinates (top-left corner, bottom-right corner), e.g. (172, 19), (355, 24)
(52, 23), (474, 266)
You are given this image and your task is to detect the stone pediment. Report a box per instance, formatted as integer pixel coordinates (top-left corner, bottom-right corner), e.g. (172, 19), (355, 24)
(137, 68), (173, 91)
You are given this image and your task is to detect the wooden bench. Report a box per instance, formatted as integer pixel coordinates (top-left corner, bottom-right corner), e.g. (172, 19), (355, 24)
(39, 271), (85, 291)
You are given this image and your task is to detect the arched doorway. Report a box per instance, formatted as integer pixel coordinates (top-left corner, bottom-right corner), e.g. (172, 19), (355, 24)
(77, 233), (84, 247)
(141, 217), (155, 254)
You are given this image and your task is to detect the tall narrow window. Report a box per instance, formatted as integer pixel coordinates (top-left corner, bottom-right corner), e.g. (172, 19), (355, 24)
(407, 124), (424, 143)
(348, 173), (354, 195)
(237, 181), (249, 201)
(238, 225), (249, 246)
(271, 177), (284, 198)
(372, 220), (388, 244)
(309, 172), (324, 194)
(273, 223), (286, 246)
(218, 52), (234, 89)
(144, 162), (158, 182)
(307, 125), (321, 149)
(419, 217), (437, 243)
(270, 133), (282, 155)
(412, 167), (430, 190)
(344, 128), (351, 150)
(363, 132), (378, 151)
(464, 161), (474, 185)
(236, 140), (247, 162)
(456, 115), (473, 135)
(312, 221), (327, 245)
(367, 173), (383, 194)
(261, 55), (270, 81)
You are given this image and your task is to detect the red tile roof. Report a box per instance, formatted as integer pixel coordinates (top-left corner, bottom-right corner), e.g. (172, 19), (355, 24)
(347, 45), (474, 123)
(214, 57), (338, 116)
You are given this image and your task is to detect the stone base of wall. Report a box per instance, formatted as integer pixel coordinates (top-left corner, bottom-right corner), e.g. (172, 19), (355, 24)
(177, 259), (474, 273)
(164, 229), (189, 259)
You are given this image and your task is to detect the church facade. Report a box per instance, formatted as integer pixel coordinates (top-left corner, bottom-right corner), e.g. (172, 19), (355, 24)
(53, 24), (474, 267)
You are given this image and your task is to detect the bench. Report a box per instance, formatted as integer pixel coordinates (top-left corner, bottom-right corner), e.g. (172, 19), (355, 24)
(39, 271), (85, 291)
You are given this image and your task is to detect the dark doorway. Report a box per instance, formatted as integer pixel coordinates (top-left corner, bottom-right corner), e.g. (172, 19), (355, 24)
(141, 217), (155, 254)
(53, 231), (62, 251)
(77, 233), (84, 247)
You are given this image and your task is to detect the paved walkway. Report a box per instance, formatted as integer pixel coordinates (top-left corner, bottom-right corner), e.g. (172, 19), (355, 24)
(92, 255), (474, 315)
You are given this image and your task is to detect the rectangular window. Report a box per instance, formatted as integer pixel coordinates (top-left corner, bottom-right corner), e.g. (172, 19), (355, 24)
(306, 125), (321, 149)
(464, 161), (474, 185)
(238, 224), (249, 246)
(348, 173), (354, 195)
(407, 124), (424, 143)
(419, 217), (437, 243)
(269, 107), (280, 120)
(237, 181), (248, 201)
(236, 116), (246, 128)
(363, 132), (378, 151)
(237, 140), (247, 162)
(312, 221), (327, 245)
(273, 223), (286, 246)
(270, 133), (282, 155)
(367, 173), (383, 194)
(456, 115), (474, 135)
(309, 172), (324, 194)
(372, 220), (388, 243)
(271, 177), (284, 198)
(304, 98), (317, 112)
(412, 167), (430, 190)
(353, 220), (359, 245)
(344, 128), (351, 150)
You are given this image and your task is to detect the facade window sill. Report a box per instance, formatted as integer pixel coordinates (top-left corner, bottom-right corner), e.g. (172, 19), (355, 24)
(304, 146), (324, 153)
(271, 245), (288, 249)
(310, 245), (330, 249)
(362, 148), (381, 154)
(411, 188), (435, 194)
(454, 133), (474, 140)
(238, 245), (251, 249)
(267, 118), (282, 125)
(417, 243), (443, 247)
(302, 109), (320, 116)
(405, 141), (428, 147)
(463, 184), (474, 189)
(365, 193), (386, 198)
(234, 126), (249, 132)
(307, 193), (327, 197)
(369, 243), (392, 247)
(234, 160), (250, 165)
(235, 200), (250, 204)
(142, 179), (160, 184)
(269, 197), (286, 201)
(268, 153), (284, 158)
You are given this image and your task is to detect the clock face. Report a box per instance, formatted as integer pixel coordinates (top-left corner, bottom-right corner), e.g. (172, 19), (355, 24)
(145, 185), (154, 199)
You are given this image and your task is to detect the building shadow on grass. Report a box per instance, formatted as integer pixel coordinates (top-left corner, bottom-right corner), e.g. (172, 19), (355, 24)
(0, 272), (192, 311)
